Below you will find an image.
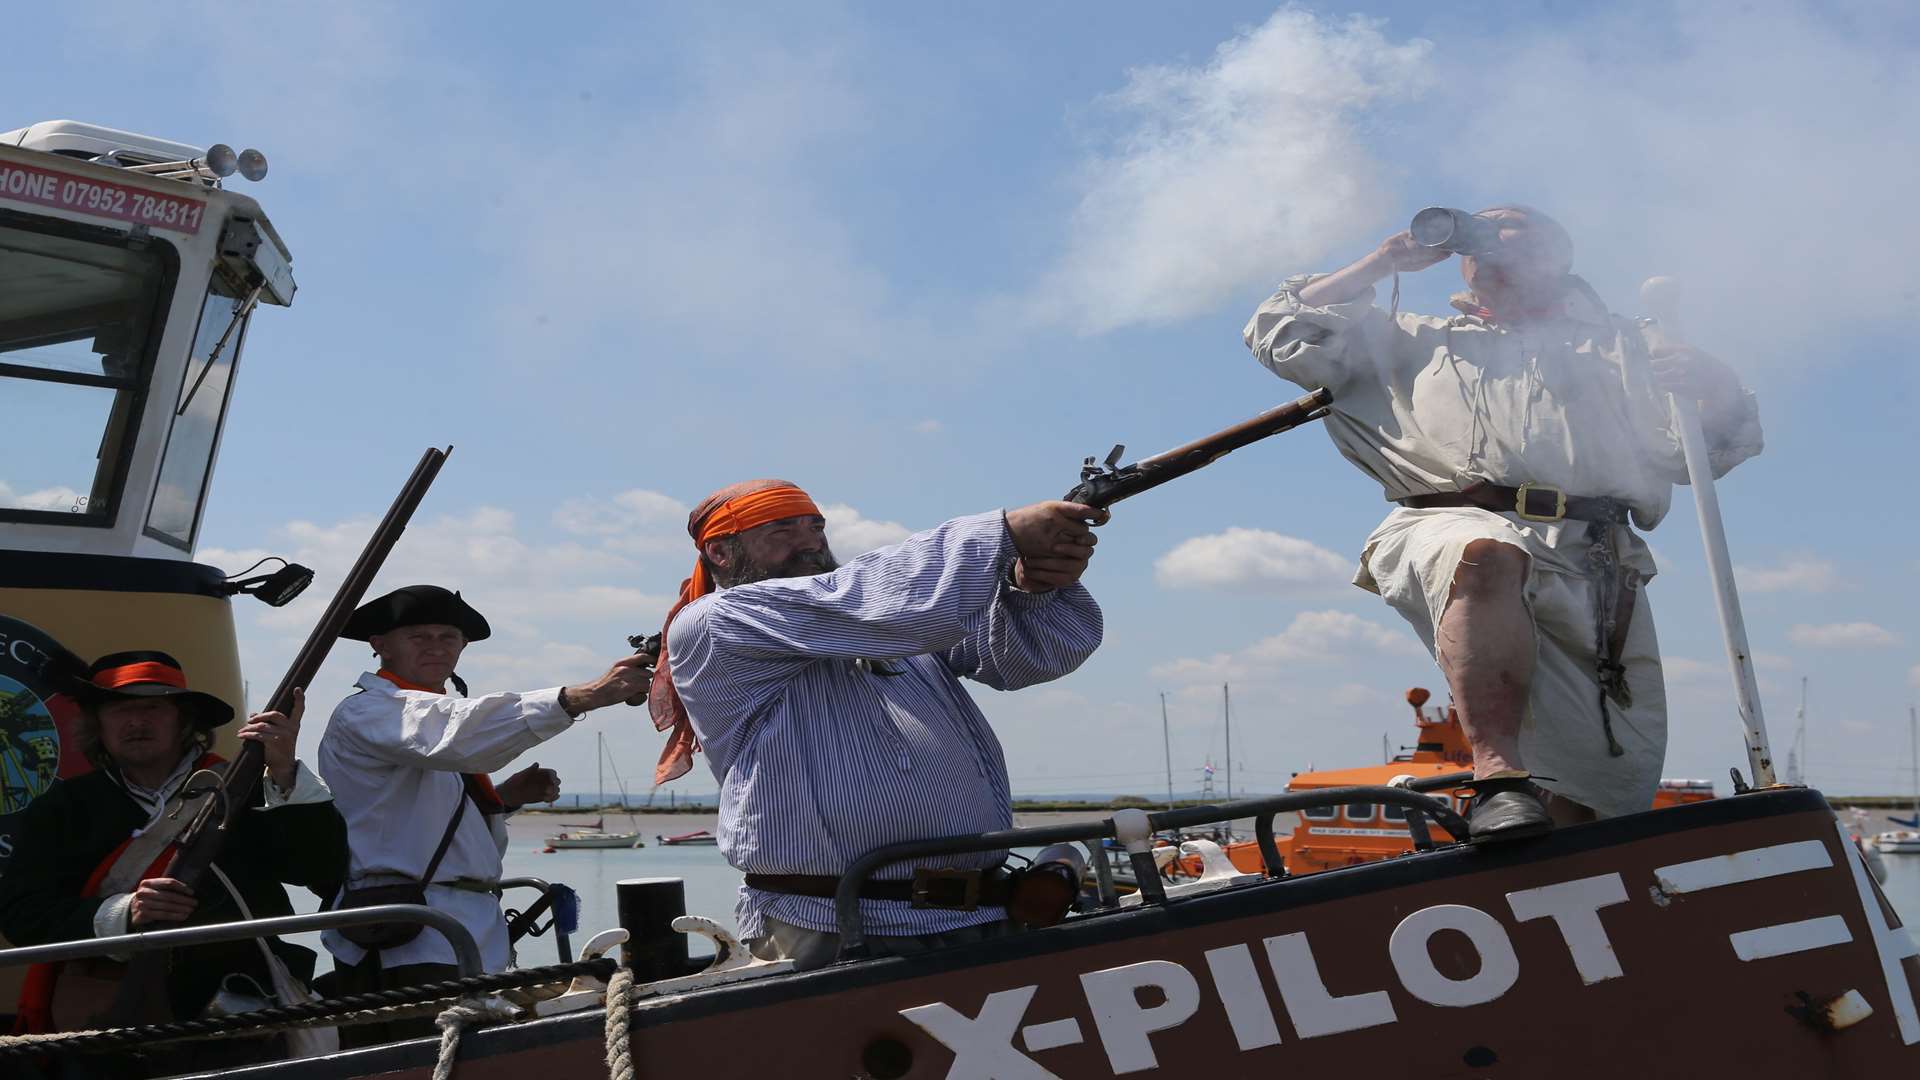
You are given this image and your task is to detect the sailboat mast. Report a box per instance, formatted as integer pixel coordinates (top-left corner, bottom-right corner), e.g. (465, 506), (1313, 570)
(598, 731), (606, 812)
(1223, 682), (1233, 801)
(1161, 692), (1173, 809)
(1910, 705), (1917, 819)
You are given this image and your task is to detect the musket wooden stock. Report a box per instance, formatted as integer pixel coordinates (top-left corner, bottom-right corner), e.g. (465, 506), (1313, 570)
(1064, 387), (1332, 509)
(100, 446), (451, 1026)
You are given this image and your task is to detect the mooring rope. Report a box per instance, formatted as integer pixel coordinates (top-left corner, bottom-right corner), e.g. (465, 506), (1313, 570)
(432, 995), (521, 1080)
(603, 966), (636, 1080)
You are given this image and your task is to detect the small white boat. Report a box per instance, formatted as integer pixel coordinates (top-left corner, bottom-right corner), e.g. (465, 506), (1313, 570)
(1877, 706), (1920, 855)
(547, 826), (645, 849)
(1872, 830), (1920, 855)
(544, 735), (646, 849)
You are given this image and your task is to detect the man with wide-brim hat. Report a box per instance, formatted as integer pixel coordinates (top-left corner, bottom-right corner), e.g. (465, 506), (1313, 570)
(317, 584), (651, 1045)
(0, 651), (344, 1040)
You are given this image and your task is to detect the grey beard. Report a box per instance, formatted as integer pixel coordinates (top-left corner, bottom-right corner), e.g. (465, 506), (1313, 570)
(723, 546), (840, 588)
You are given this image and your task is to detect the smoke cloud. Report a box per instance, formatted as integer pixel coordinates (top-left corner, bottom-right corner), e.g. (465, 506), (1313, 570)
(1032, 10), (1434, 333)
(1037, 1), (1920, 377)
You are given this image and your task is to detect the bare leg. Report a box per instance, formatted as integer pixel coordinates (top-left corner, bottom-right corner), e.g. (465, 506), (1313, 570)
(1435, 538), (1535, 779)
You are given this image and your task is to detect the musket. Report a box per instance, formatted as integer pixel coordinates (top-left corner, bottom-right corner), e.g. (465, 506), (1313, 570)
(1063, 388), (1333, 508)
(102, 445), (452, 1025)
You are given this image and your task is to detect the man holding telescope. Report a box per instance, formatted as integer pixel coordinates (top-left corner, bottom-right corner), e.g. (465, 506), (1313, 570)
(1243, 205), (1762, 838)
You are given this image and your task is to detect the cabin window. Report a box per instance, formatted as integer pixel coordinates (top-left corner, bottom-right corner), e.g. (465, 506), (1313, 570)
(144, 285), (251, 548)
(1302, 805), (1338, 820)
(1344, 802), (1377, 822)
(0, 215), (171, 526)
(1383, 802), (1409, 822)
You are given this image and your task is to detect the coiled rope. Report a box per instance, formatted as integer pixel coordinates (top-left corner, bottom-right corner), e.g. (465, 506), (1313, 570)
(0, 956), (618, 1058)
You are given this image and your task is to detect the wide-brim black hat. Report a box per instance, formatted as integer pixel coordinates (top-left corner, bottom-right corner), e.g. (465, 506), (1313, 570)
(77, 650), (236, 729)
(342, 585), (491, 642)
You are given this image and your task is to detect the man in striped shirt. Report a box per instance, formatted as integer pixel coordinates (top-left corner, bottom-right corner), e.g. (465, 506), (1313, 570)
(651, 480), (1105, 968)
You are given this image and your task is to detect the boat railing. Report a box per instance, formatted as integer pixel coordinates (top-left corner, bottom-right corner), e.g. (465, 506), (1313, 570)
(499, 876), (575, 963)
(834, 784), (1470, 958)
(0, 903), (485, 977)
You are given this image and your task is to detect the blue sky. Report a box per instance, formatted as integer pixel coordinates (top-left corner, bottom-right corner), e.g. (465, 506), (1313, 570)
(12, 1), (1918, 801)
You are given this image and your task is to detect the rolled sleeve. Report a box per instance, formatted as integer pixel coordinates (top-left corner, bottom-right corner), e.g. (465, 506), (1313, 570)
(1243, 273), (1385, 394)
(258, 760), (333, 808)
(92, 892), (132, 940)
(1703, 388), (1764, 479)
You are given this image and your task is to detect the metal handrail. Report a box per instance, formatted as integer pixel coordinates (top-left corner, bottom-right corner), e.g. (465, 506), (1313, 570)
(0, 904), (484, 977)
(834, 785), (1468, 957)
(499, 876), (573, 963)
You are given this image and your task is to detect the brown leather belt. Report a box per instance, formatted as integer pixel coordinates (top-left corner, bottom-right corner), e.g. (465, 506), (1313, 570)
(746, 868), (1012, 911)
(1398, 482), (1629, 525)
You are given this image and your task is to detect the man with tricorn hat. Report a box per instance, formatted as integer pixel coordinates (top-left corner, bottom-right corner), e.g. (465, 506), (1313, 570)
(1243, 205), (1762, 838)
(0, 651), (342, 1035)
(317, 585), (650, 1041)
(652, 480), (1106, 969)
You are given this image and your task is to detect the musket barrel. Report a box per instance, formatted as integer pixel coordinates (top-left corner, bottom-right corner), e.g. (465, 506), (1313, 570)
(1067, 387), (1331, 508)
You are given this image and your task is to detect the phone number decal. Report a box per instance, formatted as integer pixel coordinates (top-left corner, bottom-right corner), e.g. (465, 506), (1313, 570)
(0, 159), (208, 235)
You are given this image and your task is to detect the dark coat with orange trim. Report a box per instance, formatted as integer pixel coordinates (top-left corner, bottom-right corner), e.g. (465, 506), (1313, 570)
(0, 766), (347, 1022)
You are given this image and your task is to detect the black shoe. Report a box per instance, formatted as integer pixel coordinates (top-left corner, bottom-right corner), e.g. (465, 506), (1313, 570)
(1464, 771), (1553, 842)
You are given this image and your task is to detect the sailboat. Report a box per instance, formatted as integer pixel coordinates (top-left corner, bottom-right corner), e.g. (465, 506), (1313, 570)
(545, 732), (645, 849)
(1872, 705), (1920, 853)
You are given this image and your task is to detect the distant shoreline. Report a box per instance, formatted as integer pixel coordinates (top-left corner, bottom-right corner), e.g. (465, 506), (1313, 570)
(525, 793), (1918, 814)
(520, 797), (1265, 815)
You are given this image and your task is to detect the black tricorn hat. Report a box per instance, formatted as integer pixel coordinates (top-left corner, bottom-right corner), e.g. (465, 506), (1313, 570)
(77, 651), (236, 729)
(342, 585), (491, 642)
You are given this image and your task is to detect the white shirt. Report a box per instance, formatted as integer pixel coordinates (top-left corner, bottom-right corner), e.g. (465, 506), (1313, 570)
(317, 672), (572, 971)
(1243, 275), (1764, 538)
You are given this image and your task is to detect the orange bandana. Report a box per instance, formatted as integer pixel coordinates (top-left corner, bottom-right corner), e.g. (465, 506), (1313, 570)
(651, 480), (821, 783)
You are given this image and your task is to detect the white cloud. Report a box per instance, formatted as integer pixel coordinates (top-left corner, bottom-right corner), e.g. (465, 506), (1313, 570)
(1661, 656), (1718, 683)
(1155, 528), (1351, 590)
(0, 482), (86, 513)
(821, 502), (913, 557)
(1031, 10), (1434, 332)
(555, 490), (689, 538)
(1442, 2), (1920, 374)
(1787, 622), (1900, 649)
(1909, 663), (1920, 690)
(1734, 556), (1844, 594)
(1152, 609), (1423, 683)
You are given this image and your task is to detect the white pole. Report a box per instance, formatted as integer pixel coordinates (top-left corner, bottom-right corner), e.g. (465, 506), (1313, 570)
(1641, 277), (1777, 787)
(1223, 683), (1233, 800)
(1161, 692), (1174, 809)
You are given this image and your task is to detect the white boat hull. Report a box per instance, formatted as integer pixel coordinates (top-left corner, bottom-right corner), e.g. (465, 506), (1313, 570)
(1871, 830), (1920, 853)
(546, 832), (645, 849)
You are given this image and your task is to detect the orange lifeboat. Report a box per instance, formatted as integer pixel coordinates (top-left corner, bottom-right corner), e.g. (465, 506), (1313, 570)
(1179, 687), (1716, 878)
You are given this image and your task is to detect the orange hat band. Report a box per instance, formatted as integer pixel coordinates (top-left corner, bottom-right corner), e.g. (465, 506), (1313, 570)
(694, 488), (821, 545)
(93, 661), (187, 691)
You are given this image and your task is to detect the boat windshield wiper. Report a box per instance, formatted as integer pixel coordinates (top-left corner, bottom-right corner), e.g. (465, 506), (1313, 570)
(176, 282), (263, 417)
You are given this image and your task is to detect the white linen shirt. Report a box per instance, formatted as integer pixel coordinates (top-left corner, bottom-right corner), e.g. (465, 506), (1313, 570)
(317, 672), (572, 971)
(1243, 274), (1764, 575)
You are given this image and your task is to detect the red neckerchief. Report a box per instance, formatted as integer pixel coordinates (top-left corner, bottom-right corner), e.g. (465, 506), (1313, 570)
(375, 670), (507, 814)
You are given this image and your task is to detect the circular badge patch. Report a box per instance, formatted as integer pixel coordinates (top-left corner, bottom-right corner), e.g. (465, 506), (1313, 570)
(0, 674), (58, 814)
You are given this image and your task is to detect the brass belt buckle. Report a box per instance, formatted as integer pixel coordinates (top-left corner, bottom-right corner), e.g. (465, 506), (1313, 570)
(910, 867), (982, 911)
(1514, 482), (1566, 522)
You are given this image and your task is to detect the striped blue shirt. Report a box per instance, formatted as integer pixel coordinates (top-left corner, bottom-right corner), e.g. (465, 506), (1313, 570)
(667, 510), (1103, 938)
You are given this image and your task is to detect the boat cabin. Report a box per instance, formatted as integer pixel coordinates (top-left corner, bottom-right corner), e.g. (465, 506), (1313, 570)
(0, 119), (298, 1003)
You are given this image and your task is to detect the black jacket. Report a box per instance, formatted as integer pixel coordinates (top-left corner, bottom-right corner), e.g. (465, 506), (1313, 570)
(0, 764), (348, 1021)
